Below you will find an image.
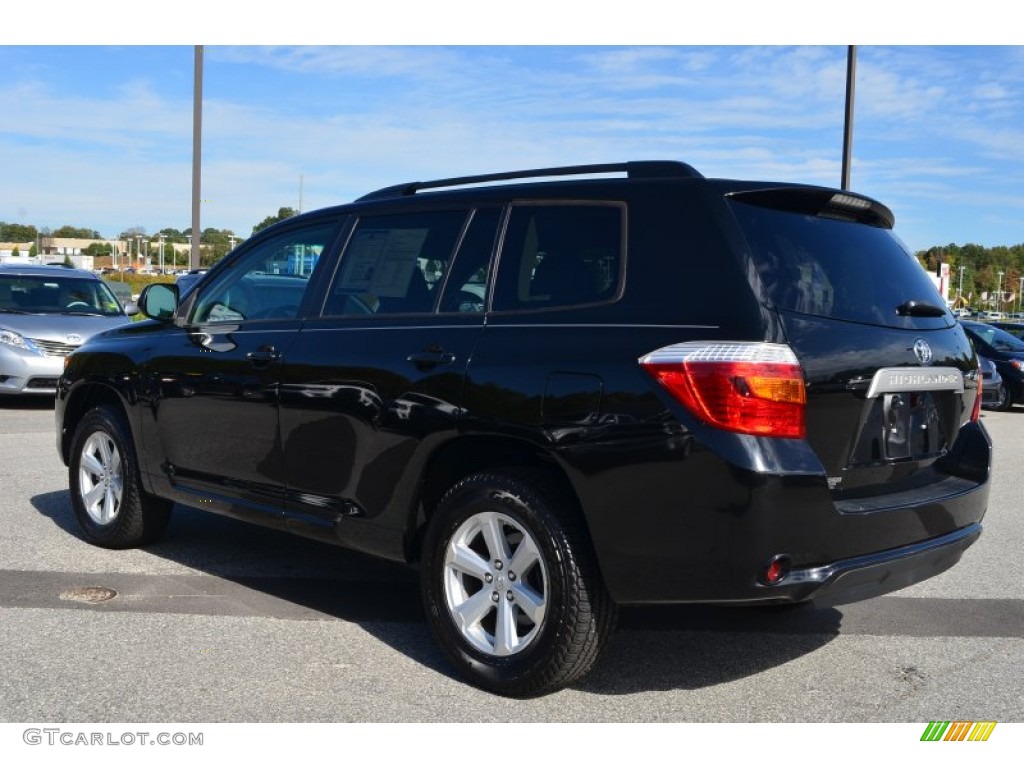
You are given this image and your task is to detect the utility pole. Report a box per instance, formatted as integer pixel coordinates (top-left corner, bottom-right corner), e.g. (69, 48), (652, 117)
(841, 45), (857, 191)
(191, 46), (204, 270)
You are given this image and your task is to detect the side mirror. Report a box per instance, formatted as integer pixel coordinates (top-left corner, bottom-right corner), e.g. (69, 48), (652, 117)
(137, 283), (179, 321)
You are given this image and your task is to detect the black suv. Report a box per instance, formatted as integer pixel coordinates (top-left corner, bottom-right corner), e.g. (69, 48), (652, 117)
(56, 162), (991, 696)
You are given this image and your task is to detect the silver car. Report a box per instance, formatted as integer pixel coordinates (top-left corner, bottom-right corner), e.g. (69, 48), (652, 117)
(979, 355), (1009, 411)
(0, 264), (132, 396)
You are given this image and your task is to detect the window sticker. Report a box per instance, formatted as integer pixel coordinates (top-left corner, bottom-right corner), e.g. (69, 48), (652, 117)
(338, 228), (428, 298)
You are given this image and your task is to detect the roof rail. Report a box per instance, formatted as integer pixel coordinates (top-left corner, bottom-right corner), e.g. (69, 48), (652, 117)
(356, 160), (702, 201)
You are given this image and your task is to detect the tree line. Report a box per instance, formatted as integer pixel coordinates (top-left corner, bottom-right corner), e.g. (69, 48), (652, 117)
(7, 211), (1018, 305)
(2, 207), (298, 268)
(918, 243), (1024, 308)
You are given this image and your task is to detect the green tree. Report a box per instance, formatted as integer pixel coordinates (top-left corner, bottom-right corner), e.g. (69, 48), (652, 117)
(63, 254), (74, 267)
(198, 227), (240, 266)
(157, 227), (187, 243)
(11, 245), (19, 258)
(0, 222), (38, 242)
(252, 207), (297, 235)
(53, 225), (101, 239)
(84, 242), (113, 257)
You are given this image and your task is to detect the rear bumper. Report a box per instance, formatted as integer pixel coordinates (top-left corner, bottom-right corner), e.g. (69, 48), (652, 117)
(767, 523), (982, 606)
(574, 419), (991, 606)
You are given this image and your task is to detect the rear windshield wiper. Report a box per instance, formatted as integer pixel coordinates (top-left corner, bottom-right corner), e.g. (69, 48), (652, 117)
(896, 300), (947, 317)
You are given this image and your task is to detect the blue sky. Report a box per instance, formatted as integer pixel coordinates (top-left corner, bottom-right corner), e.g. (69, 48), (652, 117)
(2, 12), (1021, 252)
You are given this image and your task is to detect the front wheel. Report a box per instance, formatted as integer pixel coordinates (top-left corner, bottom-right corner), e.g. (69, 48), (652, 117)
(68, 405), (172, 548)
(421, 470), (616, 697)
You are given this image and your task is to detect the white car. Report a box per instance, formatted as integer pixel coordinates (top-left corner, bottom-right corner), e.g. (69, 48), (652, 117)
(0, 264), (133, 395)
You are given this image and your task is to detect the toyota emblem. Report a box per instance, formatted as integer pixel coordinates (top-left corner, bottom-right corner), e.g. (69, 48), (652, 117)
(912, 338), (933, 365)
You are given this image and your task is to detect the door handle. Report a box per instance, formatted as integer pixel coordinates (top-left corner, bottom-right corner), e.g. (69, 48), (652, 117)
(247, 345), (281, 367)
(407, 349), (456, 370)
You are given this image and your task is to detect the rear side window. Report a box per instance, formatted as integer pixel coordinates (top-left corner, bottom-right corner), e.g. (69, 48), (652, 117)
(730, 198), (950, 328)
(492, 203), (624, 312)
(325, 210), (467, 316)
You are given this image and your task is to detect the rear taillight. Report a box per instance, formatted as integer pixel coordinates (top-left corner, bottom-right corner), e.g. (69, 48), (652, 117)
(640, 342), (807, 439)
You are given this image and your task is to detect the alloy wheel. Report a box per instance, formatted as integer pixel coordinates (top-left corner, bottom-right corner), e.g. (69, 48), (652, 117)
(77, 431), (124, 525)
(442, 510), (548, 657)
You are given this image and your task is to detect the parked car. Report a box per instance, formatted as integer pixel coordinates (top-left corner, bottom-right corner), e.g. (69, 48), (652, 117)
(961, 319), (1024, 408)
(978, 356), (1008, 411)
(174, 269), (208, 298)
(56, 161), (991, 696)
(0, 264), (133, 395)
(986, 320), (1024, 339)
(102, 278), (134, 309)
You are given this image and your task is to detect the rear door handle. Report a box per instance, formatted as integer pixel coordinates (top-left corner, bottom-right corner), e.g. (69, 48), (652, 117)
(407, 349), (456, 370)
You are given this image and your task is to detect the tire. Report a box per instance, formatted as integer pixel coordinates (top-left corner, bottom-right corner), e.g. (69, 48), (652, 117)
(420, 469), (616, 697)
(68, 405), (172, 549)
(988, 383), (1013, 411)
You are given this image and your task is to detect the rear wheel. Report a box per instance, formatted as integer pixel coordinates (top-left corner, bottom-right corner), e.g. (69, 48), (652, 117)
(69, 405), (172, 548)
(421, 470), (616, 697)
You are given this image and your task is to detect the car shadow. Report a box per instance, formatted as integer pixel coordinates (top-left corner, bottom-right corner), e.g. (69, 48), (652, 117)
(32, 489), (840, 695)
(580, 604), (840, 695)
(980, 407), (1021, 418)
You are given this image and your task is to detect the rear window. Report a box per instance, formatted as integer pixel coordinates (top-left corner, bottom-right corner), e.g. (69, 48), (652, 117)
(729, 198), (950, 328)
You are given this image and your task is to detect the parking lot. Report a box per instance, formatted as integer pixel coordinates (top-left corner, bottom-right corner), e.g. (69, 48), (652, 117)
(1, 397), (1022, 722)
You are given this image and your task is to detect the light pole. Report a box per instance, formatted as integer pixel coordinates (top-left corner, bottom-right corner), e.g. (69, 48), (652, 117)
(958, 265), (965, 307)
(191, 45), (203, 270)
(158, 234), (166, 274)
(997, 271), (1004, 313)
(841, 46), (857, 190)
(1018, 276), (1023, 315)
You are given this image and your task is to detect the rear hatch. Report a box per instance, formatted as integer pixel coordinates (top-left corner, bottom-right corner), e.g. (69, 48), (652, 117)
(726, 186), (980, 499)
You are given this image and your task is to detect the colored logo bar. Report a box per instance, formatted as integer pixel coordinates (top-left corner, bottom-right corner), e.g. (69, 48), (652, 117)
(921, 721), (997, 741)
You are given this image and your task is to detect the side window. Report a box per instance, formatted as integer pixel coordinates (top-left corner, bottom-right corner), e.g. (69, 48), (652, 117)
(324, 210), (468, 316)
(438, 208), (500, 314)
(191, 221), (337, 323)
(492, 203), (624, 312)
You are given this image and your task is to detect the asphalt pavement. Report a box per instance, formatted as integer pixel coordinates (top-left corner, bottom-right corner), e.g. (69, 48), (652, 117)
(1, 396), (1021, 722)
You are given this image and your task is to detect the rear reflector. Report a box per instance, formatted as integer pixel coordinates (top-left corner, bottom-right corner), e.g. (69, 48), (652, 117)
(762, 555), (791, 585)
(640, 342), (807, 438)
